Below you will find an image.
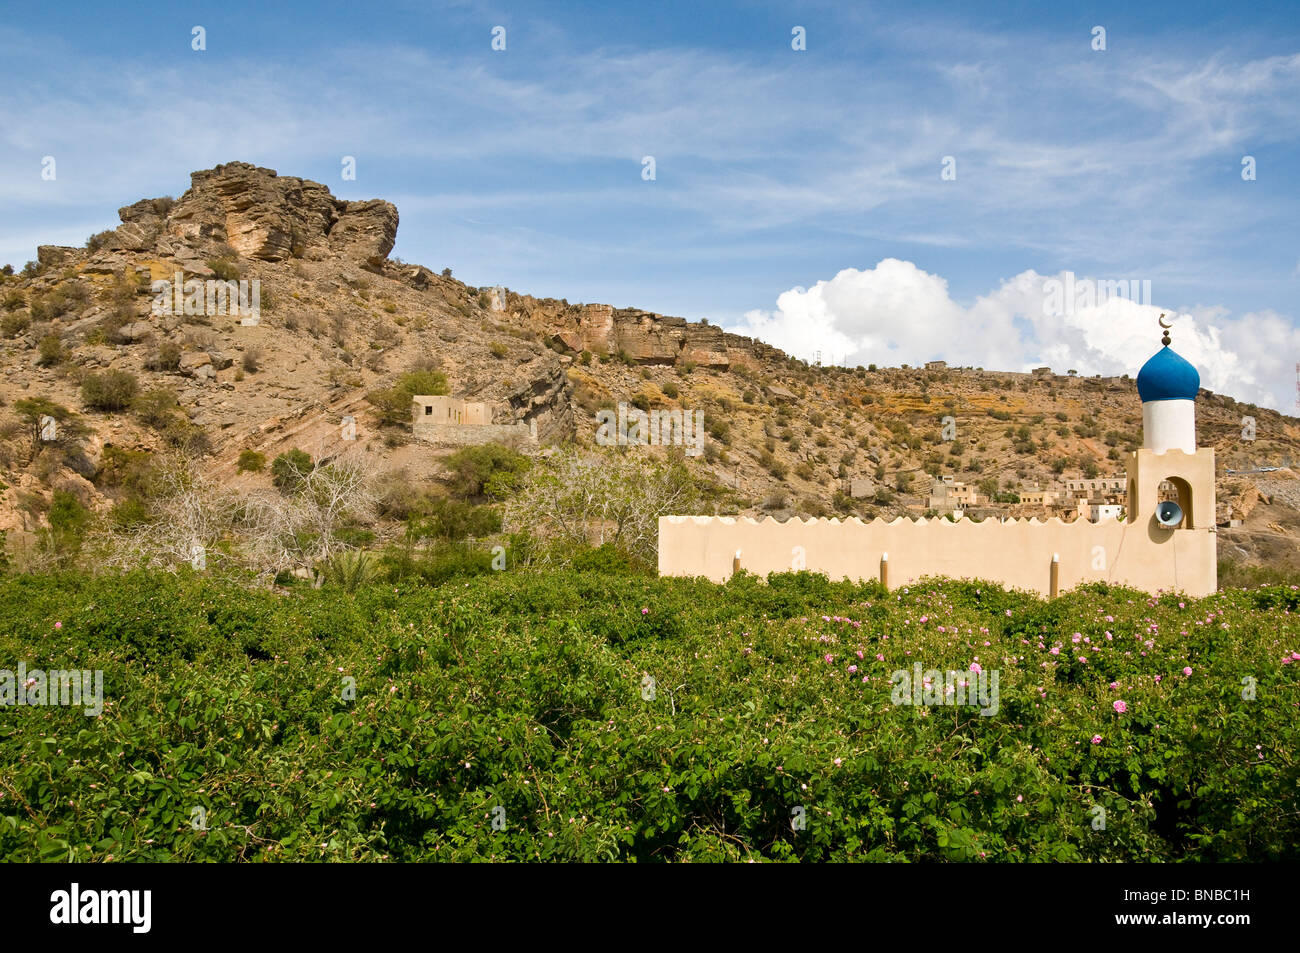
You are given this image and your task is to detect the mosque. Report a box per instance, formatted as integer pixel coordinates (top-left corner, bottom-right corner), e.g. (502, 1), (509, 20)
(658, 317), (1218, 597)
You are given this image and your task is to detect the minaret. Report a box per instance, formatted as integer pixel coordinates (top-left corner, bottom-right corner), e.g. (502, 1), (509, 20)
(1126, 315), (1215, 534)
(1136, 315), (1199, 453)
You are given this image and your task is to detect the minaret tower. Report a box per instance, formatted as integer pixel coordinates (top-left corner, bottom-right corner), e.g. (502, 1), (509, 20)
(1126, 315), (1216, 537)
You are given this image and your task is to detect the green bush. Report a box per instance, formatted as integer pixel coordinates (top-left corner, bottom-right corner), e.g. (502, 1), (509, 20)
(1, 312), (30, 338)
(405, 498), (501, 542)
(93, 446), (155, 494)
(132, 388), (181, 431)
(568, 542), (640, 575)
(147, 341), (182, 372)
(322, 550), (381, 592)
(2, 288), (26, 312)
(36, 333), (65, 367)
(207, 258), (241, 281)
(237, 449), (267, 472)
(271, 449), (313, 492)
(81, 370), (139, 412)
(42, 490), (91, 560)
(379, 542), (494, 586)
(85, 229), (117, 253)
(443, 443), (531, 500)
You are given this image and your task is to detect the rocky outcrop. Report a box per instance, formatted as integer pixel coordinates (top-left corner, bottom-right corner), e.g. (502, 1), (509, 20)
(96, 162), (399, 266)
(505, 294), (782, 371)
(460, 352), (575, 445)
(36, 245), (84, 269)
(327, 199), (400, 266)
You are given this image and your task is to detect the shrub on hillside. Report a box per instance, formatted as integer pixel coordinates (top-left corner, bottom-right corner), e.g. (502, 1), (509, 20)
(132, 388), (181, 431)
(237, 449), (267, 473)
(36, 333), (65, 367)
(443, 443), (531, 501)
(1, 312), (30, 338)
(85, 230), (117, 253)
(81, 370), (139, 412)
(271, 449), (313, 492)
(207, 258), (241, 281)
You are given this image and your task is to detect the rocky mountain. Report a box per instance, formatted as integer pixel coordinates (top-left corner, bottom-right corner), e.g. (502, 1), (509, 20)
(2, 161), (1299, 578)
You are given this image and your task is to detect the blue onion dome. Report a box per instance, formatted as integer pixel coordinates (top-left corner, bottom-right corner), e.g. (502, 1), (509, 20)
(1137, 319), (1199, 402)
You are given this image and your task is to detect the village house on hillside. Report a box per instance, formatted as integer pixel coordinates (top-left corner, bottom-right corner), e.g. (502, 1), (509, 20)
(411, 394), (535, 447)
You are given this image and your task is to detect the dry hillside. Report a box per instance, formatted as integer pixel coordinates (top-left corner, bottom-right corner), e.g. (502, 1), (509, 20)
(2, 161), (1298, 577)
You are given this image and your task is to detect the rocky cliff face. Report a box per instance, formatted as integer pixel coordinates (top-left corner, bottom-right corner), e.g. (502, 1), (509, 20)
(502, 294), (784, 371)
(69, 162), (399, 269)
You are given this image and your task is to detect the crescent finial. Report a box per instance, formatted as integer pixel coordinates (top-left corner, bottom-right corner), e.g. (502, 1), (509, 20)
(1158, 313), (1172, 346)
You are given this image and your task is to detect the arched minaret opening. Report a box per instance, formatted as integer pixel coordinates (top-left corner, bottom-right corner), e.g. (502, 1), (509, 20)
(1158, 477), (1194, 529)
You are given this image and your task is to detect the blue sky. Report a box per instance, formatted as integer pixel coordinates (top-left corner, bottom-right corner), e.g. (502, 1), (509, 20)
(1, 1), (1297, 409)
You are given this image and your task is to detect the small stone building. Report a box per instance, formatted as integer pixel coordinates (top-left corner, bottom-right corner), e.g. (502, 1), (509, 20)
(413, 395), (491, 427)
(411, 395), (535, 447)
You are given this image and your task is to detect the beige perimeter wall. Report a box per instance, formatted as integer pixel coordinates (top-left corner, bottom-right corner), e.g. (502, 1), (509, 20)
(658, 515), (1217, 597)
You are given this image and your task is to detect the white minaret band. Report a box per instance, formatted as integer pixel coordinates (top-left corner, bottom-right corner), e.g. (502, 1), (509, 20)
(1142, 399), (1196, 455)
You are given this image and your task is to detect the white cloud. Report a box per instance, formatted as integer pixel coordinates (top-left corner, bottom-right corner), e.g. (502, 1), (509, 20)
(725, 259), (1299, 413)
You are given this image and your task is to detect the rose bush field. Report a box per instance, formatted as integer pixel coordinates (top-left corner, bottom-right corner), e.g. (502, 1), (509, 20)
(0, 568), (1296, 861)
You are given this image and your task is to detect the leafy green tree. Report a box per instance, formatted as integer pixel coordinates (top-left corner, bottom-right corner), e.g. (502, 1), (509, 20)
(12, 397), (88, 462)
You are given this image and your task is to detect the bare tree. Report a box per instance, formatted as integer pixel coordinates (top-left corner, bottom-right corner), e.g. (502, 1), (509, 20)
(243, 447), (378, 573)
(94, 445), (378, 578)
(94, 452), (240, 570)
(503, 449), (698, 565)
